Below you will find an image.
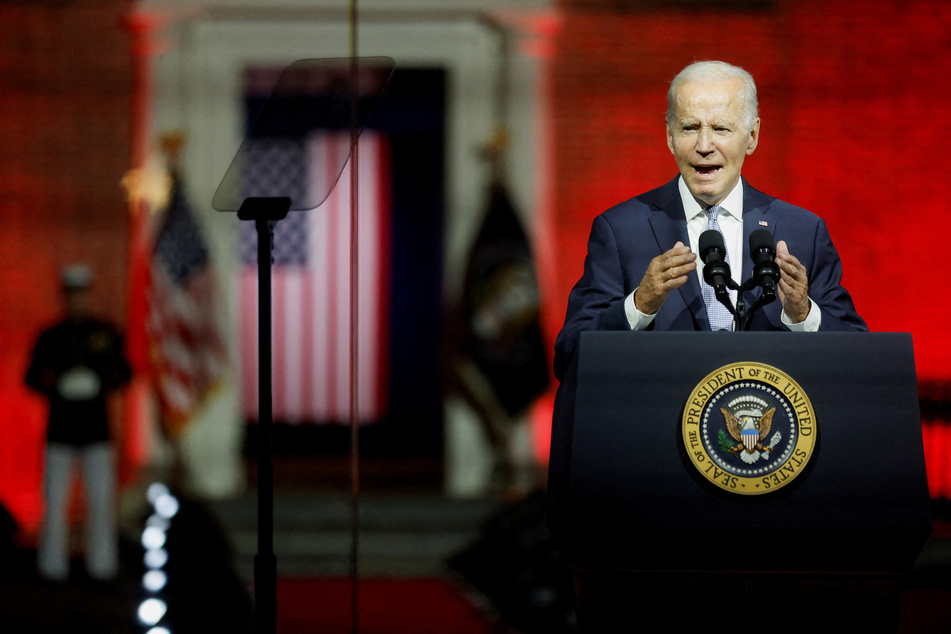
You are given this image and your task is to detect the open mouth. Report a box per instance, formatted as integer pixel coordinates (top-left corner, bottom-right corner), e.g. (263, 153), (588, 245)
(693, 165), (721, 176)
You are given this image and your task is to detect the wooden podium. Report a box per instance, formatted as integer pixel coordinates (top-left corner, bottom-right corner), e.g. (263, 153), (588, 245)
(548, 332), (932, 632)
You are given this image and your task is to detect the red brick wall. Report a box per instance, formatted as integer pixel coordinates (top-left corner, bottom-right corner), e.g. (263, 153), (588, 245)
(0, 0), (132, 355)
(0, 0), (132, 527)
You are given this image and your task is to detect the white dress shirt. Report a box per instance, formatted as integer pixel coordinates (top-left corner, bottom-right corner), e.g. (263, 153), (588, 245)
(624, 177), (820, 331)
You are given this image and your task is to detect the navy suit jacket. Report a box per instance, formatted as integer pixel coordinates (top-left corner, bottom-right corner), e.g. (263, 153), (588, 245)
(553, 177), (867, 380)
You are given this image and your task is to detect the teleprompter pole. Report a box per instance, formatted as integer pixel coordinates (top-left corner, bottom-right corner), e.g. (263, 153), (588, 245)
(238, 197), (291, 634)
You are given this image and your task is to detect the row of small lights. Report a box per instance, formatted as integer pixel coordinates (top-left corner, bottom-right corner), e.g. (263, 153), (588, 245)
(138, 482), (180, 634)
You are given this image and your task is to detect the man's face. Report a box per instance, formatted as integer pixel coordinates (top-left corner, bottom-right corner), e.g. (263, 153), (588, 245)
(666, 78), (760, 206)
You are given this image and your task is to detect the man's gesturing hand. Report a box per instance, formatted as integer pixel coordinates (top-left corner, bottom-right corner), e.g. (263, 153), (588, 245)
(776, 240), (810, 323)
(633, 241), (697, 315)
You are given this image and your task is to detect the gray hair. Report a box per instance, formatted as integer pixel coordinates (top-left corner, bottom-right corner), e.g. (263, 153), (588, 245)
(666, 61), (759, 132)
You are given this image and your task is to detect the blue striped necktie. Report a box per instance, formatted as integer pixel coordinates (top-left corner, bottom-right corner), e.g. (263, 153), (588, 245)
(702, 205), (733, 331)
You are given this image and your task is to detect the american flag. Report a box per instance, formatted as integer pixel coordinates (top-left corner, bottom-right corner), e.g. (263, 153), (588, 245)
(239, 131), (390, 424)
(147, 173), (228, 437)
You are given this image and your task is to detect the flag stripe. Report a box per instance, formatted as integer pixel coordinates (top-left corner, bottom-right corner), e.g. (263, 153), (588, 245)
(299, 266), (315, 420)
(325, 147), (341, 419)
(366, 138), (391, 418)
(272, 270), (289, 422)
(240, 269), (259, 417)
(358, 139), (385, 419)
(286, 272), (307, 418)
(333, 158), (350, 419)
(311, 205), (331, 421)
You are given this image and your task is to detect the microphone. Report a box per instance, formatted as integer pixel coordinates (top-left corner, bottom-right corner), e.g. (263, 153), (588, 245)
(749, 229), (780, 301)
(699, 229), (731, 292)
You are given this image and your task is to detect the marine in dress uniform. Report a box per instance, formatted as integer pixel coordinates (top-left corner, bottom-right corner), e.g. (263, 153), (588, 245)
(25, 265), (131, 583)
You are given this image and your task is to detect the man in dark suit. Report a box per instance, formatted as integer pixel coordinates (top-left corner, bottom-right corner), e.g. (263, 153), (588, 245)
(554, 60), (866, 380)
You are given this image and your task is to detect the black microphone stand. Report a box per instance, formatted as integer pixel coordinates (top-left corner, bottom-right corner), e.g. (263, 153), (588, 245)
(708, 276), (779, 331)
(704, 246), (779, 331)
(710, 277), (744, 331)
(735, 277), (777, 331)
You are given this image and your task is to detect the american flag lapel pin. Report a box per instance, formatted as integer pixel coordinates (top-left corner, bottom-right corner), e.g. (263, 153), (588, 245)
(758, 220), (768, 227)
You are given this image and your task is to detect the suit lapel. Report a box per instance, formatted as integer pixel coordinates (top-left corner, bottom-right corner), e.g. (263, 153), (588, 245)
(741, 180), (778, 283)
(648, 178), (708, 330)
(740, 180), (786, 327)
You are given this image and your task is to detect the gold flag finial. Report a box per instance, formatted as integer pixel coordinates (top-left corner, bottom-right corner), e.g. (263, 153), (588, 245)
(160, 130), (186, 168)
(121, 134), (176, 214)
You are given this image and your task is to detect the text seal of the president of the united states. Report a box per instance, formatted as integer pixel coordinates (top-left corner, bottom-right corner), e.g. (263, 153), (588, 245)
(681, 362), (816, 495)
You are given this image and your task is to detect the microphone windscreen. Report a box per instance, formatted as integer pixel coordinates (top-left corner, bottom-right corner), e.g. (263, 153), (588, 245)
(699, 229), (726, 262)
(749, 229), (776, 255)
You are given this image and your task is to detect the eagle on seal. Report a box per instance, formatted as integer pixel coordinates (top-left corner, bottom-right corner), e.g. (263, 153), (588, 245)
(722, 406), (778, 465)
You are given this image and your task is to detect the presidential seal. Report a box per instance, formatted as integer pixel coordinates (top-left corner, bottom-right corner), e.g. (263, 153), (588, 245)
(681, 362), (816, 495)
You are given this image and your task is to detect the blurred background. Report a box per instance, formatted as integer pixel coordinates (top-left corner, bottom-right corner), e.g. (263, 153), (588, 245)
(1, 0), (951, 632)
